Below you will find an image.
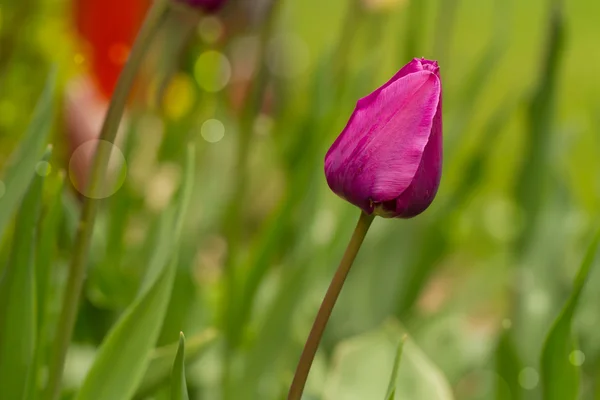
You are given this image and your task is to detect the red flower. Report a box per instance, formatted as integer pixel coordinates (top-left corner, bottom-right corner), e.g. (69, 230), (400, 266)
(74, 0), (149, 98)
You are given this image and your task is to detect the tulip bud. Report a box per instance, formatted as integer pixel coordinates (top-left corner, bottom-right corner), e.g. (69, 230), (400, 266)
(175, 0), (227, 12)
(324, 58), (442, 218)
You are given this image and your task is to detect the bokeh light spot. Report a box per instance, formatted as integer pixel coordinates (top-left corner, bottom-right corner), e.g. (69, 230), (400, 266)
(109, 43), (130, 65)
(35, 161), (52, 177)
(518, 367), (539, 390)
(69, 140), (127, 199)
(267, 33), (310, 78)
(163, 73), (196, 120)
(569, 350), (585, 366)
(194, 51), (231, 92)
(74, 53), (85, 65)
(198, 16), (224, 44)
(201, 119), (225, 143)
(501, 318), (512, 329)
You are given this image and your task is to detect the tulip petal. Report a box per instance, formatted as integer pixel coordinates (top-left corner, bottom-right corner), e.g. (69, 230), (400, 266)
(325, 70), (441, 212)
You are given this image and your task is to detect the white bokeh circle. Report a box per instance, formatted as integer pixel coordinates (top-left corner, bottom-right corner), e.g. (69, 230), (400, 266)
(69, 140), (127, 199)
(194, 51), (232, 93)
(201, 119), (225, 143)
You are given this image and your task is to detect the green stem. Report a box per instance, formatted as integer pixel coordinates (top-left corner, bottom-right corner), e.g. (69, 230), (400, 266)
(44, 1), (169, 399)
(287, 211), (375, 400)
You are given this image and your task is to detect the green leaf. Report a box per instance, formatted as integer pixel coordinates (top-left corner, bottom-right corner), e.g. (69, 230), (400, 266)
(135, 328), (218, 399)
(170, 332), (189, 400)
(494, 330), (523, 400)
(514, 2), (565, 255)
(384, 336), (406, 400)
(29, 171), (65, 399)
(0, 69), (56, 241)
(0, 147), (51, 400)
(540, 229), (600, 400)
(76, 145), (195, 400)
(325, 324), (454, 400)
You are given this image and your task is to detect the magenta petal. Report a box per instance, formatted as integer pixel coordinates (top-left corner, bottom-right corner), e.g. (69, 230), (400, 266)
(324, 58), (443, 218)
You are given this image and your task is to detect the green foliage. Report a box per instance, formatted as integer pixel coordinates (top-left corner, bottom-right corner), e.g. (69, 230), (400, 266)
(540, 230), (600, 400)
(384, 336), (406, 400)
(171, 332), (190, 400)
(0, 0), (599, 399)
(0, 147), (51, 400)
(75, 146), (195, 400)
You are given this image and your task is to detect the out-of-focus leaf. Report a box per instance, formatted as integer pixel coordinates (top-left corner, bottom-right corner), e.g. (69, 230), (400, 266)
(384, 336), (406, 400)
(135, 328), (218, 398)
(170, 332), (189, 400)
(540, 229), (600, 400)
(324, 324), (454, 400)
(495, 330), (523, 400)
(395, 98), (518, 317)
(0, 68), (55, 240)
(514, 2), (565, 256)
(0, 147), (51, 400)
(30, 171), (65, 398)
(76, 145), (195, 400)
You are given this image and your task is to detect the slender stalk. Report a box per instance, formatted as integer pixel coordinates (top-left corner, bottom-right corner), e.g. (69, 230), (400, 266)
(44, 2), (169, 399)
(287, 211), (375, 400)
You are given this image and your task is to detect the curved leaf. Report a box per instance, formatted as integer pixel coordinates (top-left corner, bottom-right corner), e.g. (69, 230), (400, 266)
(540, 229), (600, 400)
(170, 332), (189, 400)
(0, 147), (51, 399)
(76, 145), (195, 400)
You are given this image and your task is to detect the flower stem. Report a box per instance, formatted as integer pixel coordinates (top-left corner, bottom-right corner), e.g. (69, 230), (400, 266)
(287, 211), (375, 400)
(44, 1), (168, 399)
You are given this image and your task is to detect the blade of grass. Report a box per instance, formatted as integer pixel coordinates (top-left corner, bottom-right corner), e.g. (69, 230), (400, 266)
(0, 69), (55, 241)
(514, 0), (565, 256)
(135, 328), (218, 399)
(384, 336), (406, 400)
(540, 228), (600, 400)
(494, 330), (523, 400)
(0, 147), (51, 400)
(75, 145), (195, 400)
(30, 171), (65, 399)
(170, 332), (189, 400)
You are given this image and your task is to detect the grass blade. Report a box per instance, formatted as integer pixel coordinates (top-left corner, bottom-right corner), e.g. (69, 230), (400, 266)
(170, 332), (189, 400)
(540, 229), (600, 400)
(0, 147), (51, 399)
(135, 328), (217, 398)
(494, 330), (523, 400)
(75, 145), (195, 400)
(384, 336), (406, 400)
(0, 69), (56, 241)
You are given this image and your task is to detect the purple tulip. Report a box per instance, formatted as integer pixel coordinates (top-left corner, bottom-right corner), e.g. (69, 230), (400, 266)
(175, 0), (227, 12)
(324, 58), (442, 218)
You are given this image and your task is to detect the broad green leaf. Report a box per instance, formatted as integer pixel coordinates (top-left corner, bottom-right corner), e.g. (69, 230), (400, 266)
(0, 147), (51, 400)
(384, 336), (406, 400)
(76, 145), (195, 400)
(0, 69), (56, 241)
(324, 324), (454, 400)
(540, 229), (600, 400)
(170, 332), (189, 400)
(135, 328), (218, 398)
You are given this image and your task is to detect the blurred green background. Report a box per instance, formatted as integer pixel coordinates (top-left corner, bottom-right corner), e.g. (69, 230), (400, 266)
(1, 0), (600, 399)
